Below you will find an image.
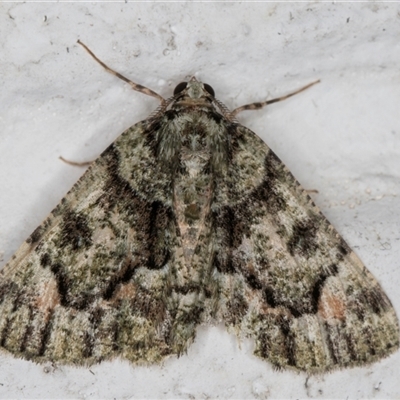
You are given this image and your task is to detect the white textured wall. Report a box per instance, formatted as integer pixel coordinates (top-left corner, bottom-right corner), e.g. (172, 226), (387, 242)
(0, 2), (399, 398)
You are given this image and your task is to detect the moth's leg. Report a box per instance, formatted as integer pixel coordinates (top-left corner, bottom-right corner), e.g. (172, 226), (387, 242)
(306, 189), (319, 194)
(231, 80), (320, 117)
(59, 156), (93, 167)
(77, 40), (165, 103)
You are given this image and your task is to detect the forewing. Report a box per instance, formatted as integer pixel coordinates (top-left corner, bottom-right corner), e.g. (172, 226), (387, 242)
(0, 117), (182, 365)
(213, 125), (399, 373)
(1, 103), (398, 373)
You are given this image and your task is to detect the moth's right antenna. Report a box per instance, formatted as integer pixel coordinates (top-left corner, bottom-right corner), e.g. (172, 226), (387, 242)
(231, 80), (320, 117)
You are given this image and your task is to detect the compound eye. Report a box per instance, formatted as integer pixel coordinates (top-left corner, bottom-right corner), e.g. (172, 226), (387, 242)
(203, 83), (215, 97)
(173, 82), (188, 95)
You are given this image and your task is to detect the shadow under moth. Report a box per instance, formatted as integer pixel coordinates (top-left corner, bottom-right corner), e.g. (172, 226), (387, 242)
(0, 41), (398, 373)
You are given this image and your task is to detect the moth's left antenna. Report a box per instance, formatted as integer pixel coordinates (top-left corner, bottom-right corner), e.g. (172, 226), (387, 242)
(77, 40), (165, 103)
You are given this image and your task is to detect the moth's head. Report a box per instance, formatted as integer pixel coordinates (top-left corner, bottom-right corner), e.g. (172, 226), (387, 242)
(173, 76), (215, 100)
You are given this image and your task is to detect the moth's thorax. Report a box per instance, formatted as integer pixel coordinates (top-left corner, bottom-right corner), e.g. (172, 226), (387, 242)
(172, 98), (215, 111)
(172, 110), (215, 273)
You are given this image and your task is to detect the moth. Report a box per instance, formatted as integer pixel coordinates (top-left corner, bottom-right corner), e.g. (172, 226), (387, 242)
(0, 41), (398, 374)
